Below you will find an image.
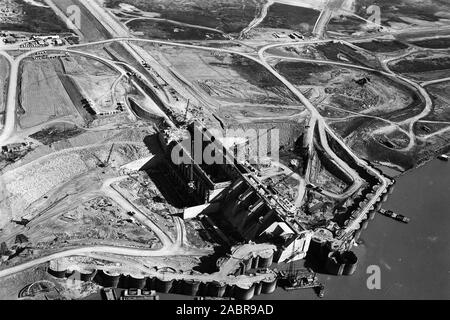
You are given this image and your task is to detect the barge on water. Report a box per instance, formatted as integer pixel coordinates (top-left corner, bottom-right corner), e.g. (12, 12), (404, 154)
(379, 209), (410, 224)
(278, 268), (325, 298)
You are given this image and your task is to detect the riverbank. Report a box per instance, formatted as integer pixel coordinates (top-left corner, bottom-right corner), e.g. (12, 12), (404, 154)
(257, 159), (449, 300)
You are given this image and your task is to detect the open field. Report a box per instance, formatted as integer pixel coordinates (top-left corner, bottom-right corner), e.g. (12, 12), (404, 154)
(315, 41), (382, 69)
(58, 54), (122, 113)
(53, 0), (111, 41)
(411, 36), (450, 49)
(0, 0), (69, 33)
(353, 39), (409, 53)
(105, 0), (263, 33)
(18, 59), (83, 129)
(126, 19), (226, 41)
(328, 0), (450, 36)
(260, 3), (320, 34)
(25, 196), (162, 251)
(140, 43), (304, 126)
(18, 53), (126, 129)
(389, 50), (450, 81)
(0, 142), (150, 228)
(0, 56), (9, 118)
(423, 82), (450, 122)
(112, 173), (179, 241)
(273, 61), (418, 119)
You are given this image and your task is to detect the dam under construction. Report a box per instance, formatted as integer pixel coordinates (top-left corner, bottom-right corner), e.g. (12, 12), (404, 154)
(39, 119), (395, 300)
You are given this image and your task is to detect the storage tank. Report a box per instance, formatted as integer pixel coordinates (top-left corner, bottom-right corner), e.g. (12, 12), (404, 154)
(342, 251), (358, 276)
(261, 277), (277, 294)
(234, 283), (255, 300)
(206, 281), (227, 298)
(96, 270), (121, 288)
(181, 279), (201, 296)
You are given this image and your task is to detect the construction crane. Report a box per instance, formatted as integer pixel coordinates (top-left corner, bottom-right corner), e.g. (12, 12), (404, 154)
(187, 133), (196, 194)
(183, 99), (190, 123)
(89, 144), (114, 168)
(105, 144), (115, 167)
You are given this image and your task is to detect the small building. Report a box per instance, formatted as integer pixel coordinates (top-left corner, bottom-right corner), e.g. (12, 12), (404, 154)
(53, 38), (64, 46)
(3, 36), (16, 44)
(15, 234), (29, 245)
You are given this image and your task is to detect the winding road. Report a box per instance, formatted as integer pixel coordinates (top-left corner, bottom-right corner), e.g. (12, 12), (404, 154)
(0, 0), (448, 281)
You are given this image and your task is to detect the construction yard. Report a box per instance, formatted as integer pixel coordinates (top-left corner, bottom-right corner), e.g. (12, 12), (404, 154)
(0, 0), (69, 34)
(140, 43), (305, 126)
(0, 56), (9, 126)
(273, 60), (416, 119)
(260, 3), (321, 35)
(126, 20), (226, 41)
(424, 82), (450, 122)
(389, 50), (450, 81)
(105, 0), (264, 34)
(53, 0), (111, 42)
(18, 52), (131, 130)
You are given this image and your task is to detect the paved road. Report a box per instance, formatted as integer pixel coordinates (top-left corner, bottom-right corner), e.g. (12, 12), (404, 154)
(0, 0), (442, 278)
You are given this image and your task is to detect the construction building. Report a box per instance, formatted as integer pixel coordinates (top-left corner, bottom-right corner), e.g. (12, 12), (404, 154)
(159, 121), (312, 263)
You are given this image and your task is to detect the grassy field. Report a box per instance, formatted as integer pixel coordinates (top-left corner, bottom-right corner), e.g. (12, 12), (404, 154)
(389, 51), (450, 81)
(106, 0), (263, 33)
(18, 59), (81, 129)
(54, 0), (111, 41)
(424, 82), (450, 122)
(353, 40), (409, 53)
(127, 19), (226, 41)
(328, 0), (450, 35)
(260, 3), (320, 34)
(141, 43), (304, 126)
(0, 56), (9, 115)
(18, 53), (123, 129)
(411, 37), (450, 49)
(274, 61), (417, 119)
(0, 0), (70, 33)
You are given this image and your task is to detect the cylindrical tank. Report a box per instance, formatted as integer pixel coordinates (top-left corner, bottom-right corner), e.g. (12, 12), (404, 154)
(325, 253), (344, 276)
(251, 256), (260, 269)
(254, 282), (262, 296)
(341, 251), (358, 276)
(309, 236), (328, 262)
(181, 280), (201, 296)
(354, 229), (362, 241)
(69, 269), (97, 282)
(128, 274), (147, 289)
(261, 278), (277, 294)
(155, 277), (174, 293)
(48, 261), (67, 278)
(146, 276), (156, 290)
(97, 270), (121, 288)
(258, 251), (274, 268)
(224, 284), (234, 298)
(375, 202), (382, 211)
(206, 281), (227, 298)
(48, 268), (67, 279)
(234, 284), (255, 300)
(244, 257), (253, 272)
(362, 220), (369, 230)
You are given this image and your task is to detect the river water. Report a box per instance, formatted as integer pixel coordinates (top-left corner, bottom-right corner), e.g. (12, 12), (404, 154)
(257, 159), (450, 300)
